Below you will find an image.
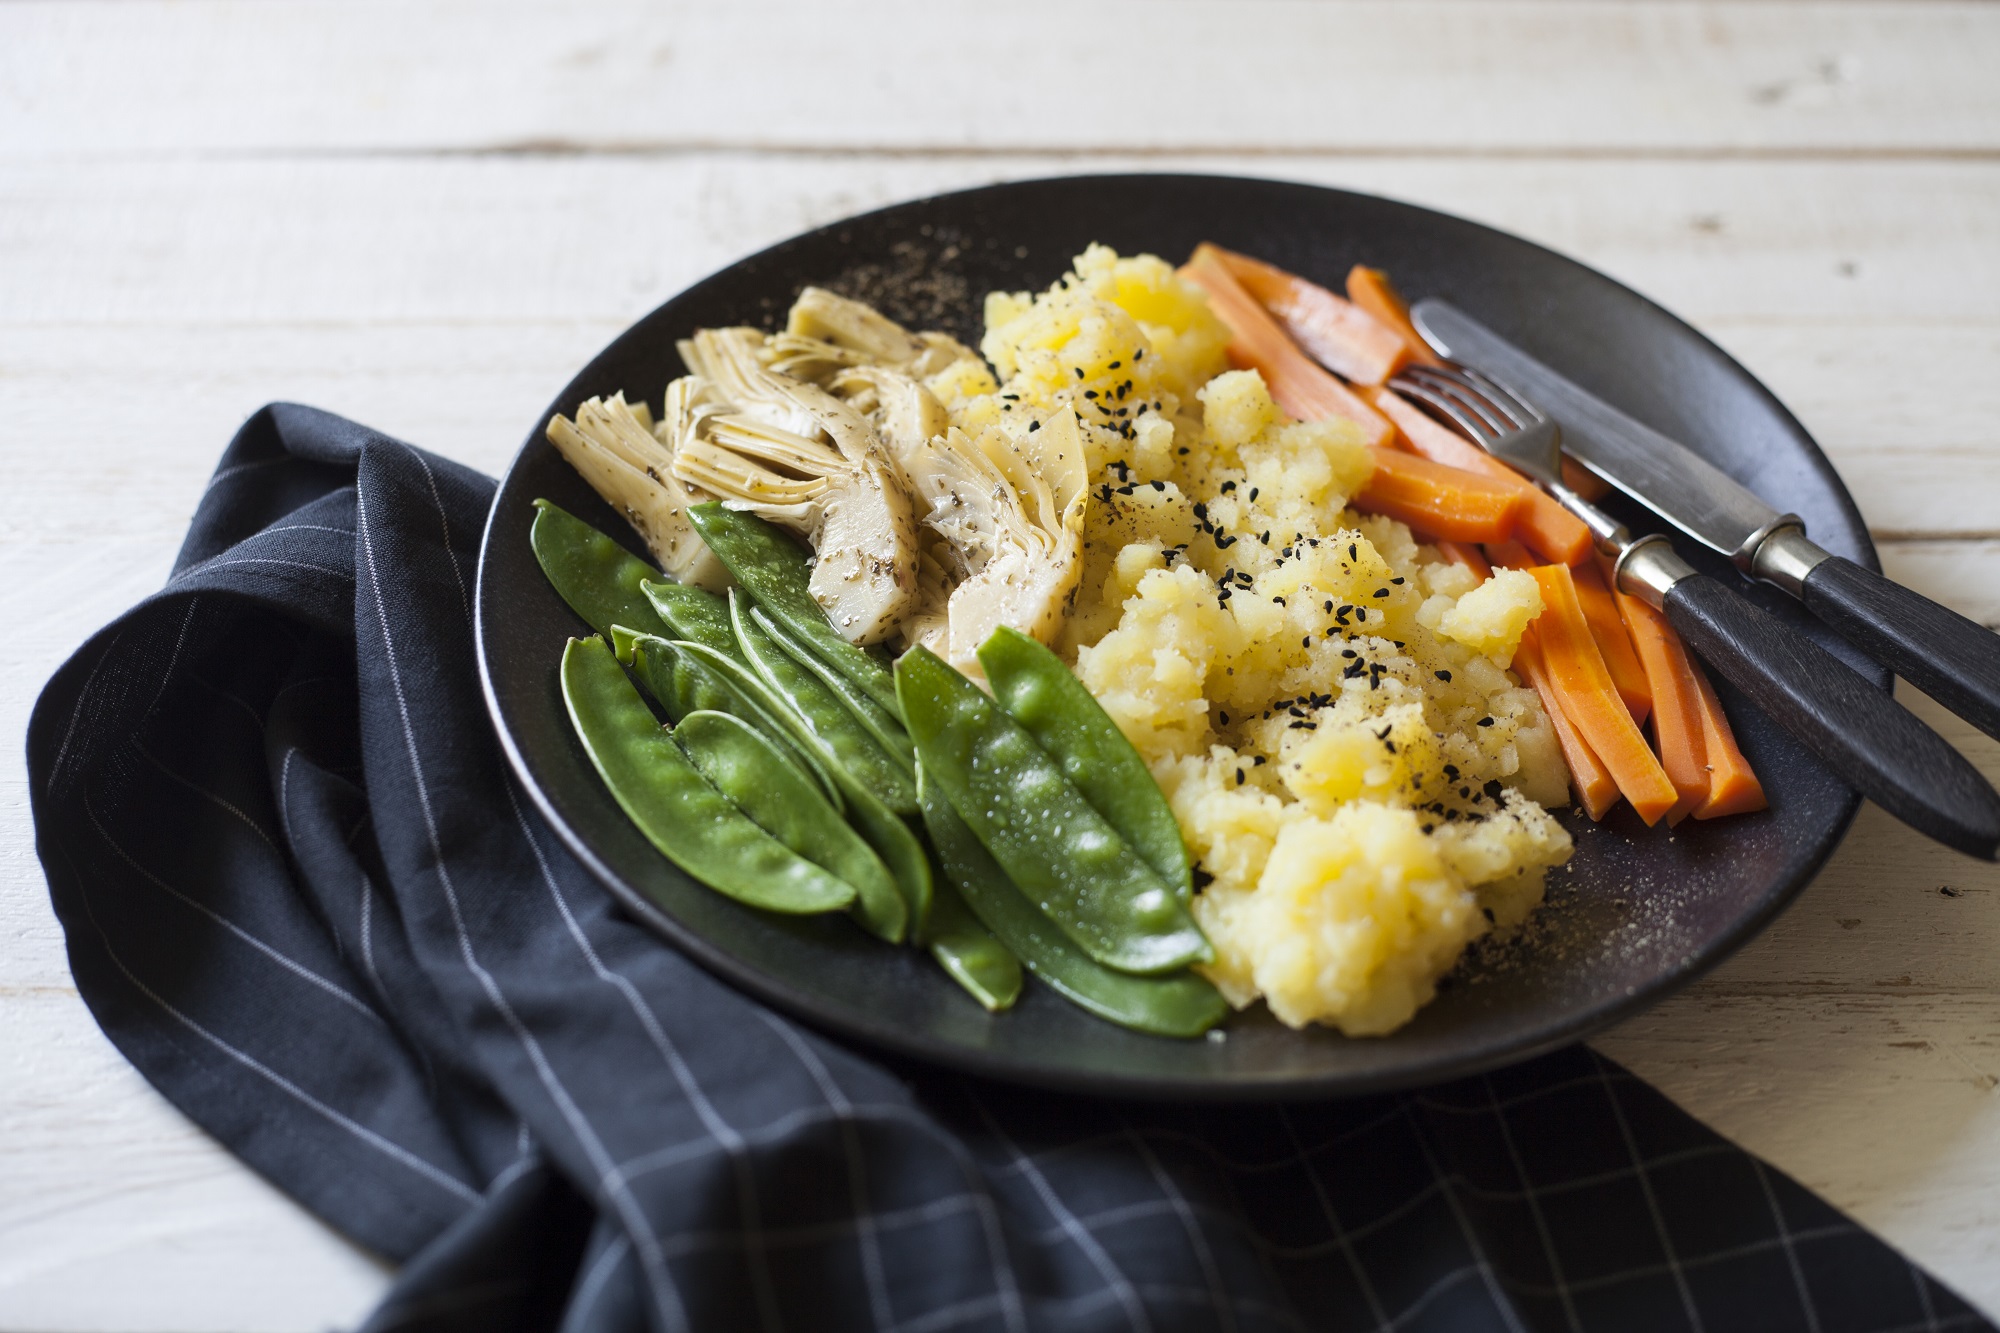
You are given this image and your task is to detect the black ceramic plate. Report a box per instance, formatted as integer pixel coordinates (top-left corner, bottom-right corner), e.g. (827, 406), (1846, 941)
(476, 174), (1880, 1100)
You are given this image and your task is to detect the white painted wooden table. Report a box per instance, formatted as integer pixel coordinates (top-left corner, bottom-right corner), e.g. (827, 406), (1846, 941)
(4, 4), (1997, 1327)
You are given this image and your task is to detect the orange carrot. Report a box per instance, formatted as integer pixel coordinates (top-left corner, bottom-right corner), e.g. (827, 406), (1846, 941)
(1370, 385), (1593, 565)
(1616, 591), (1708, 824)
(1526, 565), (1680, 825)
(1688, 661), (1768, 819)
(1574, 561), (1652, 726)
(1353, 447), (1524, 544)
(1181, 249), (1396, 447)
(1437, 540), (1492, 579)
(1515, 626), (1620, 820)
(1482, 539), (1537, 571)
(1202, 244), (1409, 386)
(1563, 457), (1612, 503)
(1347, 265), (1442, 368)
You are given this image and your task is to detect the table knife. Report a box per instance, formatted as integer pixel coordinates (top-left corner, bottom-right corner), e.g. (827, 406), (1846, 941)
(1412, 299), (2000, 746)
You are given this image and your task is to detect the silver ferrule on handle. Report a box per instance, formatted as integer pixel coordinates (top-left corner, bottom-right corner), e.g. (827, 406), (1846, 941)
(1746, 522), (1832, 597)
(1614, 533), (1697, 610)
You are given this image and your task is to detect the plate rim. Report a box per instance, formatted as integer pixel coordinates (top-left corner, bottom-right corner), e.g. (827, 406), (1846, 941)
(475, 171), (1875, 1100)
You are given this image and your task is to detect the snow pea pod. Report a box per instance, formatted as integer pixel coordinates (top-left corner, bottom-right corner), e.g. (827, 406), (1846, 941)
(560, 636), (852, 915)
(641, 580), (738, 658)
(675, 637), (924, 940)
(612, 626), (728, 720)
(751, 605), (914, 777)
(978, 626), (1192, 900)
(918, 766), (1225, 1037)
(730, 591), (917, 816)
(530, 500), (671, 641)
(673, 711), (901, 934)
(897, 646), (1211, 976)
(686, 504), (902, 720)
(613, 628), (844, 813)
(921, 872), (1022, 1013)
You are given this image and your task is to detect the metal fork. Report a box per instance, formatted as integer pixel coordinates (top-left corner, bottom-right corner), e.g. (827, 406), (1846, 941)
(1386, 362), (2000, 859)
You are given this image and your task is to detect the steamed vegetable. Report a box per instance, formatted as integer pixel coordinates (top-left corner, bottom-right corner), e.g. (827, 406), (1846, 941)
(560, 636), (854, 915)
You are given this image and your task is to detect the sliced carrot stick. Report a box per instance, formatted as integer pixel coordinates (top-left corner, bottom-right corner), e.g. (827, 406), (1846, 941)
(1353, 446), (1523, 543)
(1347, 265), (1442, 368)
(1574, 561), (1653, 727)
(1482, 540), (1537, 570)
(1688, 660), (1768, 819)
(1437, 540), (1492, 579)
(1563, 457), (1612, 503)
(1526, 565), (1680, 825)
(1515, 625), (1620, 820)
(1370, 385), (1593, 565)
(1181, 249), (1396, 447)
(1615, 591), (1708, 825)
(1201, 244), (1409, 386)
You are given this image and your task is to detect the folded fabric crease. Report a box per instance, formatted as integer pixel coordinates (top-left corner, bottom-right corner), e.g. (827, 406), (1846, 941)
(26, 404), (1987, 1333)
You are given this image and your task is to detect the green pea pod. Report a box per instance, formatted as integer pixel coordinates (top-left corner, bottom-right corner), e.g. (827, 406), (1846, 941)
(918, 766), (1225, 1037)
(641, 580), (738, 658)
(531, 500), (671, 641)
(674, 638), (926, 939)
(611, 627), (725, 720)
(612, 627), (843, 814)
(686, 503), (902, 720)
(730, 591), (917, 816)
(978, 626), (1192, 900)
(751, 605), (914, 777)
(560, 636), (852, 915)
(896, 646), (1211, 976)
(672, 711), (902, 936)
(921, 872), (1023, 1013)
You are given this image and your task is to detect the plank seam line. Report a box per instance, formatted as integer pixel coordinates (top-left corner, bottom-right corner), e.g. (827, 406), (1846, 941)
(11, 141), (2000, 167)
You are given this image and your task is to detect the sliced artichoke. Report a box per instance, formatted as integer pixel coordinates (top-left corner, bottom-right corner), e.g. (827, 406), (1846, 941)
(764, 287), (982, 385)
(908, 407), (1089, 674)
(668, 328), (921, 646)
(544, 392), (730, 591)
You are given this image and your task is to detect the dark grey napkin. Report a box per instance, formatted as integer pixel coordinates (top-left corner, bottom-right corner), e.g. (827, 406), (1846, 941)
(27, 403), (1988, 1332)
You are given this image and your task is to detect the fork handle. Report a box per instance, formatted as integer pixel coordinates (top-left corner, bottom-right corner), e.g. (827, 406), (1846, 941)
(1794, 555), (2000, 744)
(1659, 572), (2000, 860)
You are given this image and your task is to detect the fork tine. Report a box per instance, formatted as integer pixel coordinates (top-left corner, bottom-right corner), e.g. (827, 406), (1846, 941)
(1403, 363), (1527, 434)
(1456, 366), (1545, 429)
(1409, 367), (1515, 437)
(1392, 375), (1495, 443)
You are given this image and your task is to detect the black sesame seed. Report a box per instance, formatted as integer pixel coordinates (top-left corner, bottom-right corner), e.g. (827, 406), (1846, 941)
(1435, 670), (1453, 682)
(1477, 716), (1495, 727)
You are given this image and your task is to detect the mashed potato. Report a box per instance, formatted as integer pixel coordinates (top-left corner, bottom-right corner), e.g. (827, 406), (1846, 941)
(931, 245), (1574, 1036)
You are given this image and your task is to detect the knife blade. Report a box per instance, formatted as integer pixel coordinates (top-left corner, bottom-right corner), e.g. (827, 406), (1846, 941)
(1410, 296), (2000, 747)
(1409, 299), (1787, 564)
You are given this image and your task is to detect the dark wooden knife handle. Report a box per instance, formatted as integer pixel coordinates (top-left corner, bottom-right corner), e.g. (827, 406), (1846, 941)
(1663, 573), (2000, 860)
(1800, 555), (2000, 743)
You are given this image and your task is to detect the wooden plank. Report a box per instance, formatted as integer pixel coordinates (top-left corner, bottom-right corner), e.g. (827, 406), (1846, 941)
(8, 156), (1997, 329)
(1599, 684), (2000, 1314)
(5, 2), (1999, 159)
(0, 992), (388, 1333)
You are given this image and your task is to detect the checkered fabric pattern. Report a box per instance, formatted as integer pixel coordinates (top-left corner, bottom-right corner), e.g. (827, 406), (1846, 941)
(28, 405), (1990, 1333)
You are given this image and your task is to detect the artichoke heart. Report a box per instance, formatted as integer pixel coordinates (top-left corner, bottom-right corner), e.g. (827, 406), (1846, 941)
(763, 287), (981, 386)
(669, 327), (921, 646)
(544, 392), (730, 592)
(908, 407), (1089, 674)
